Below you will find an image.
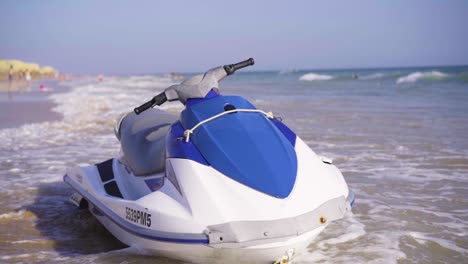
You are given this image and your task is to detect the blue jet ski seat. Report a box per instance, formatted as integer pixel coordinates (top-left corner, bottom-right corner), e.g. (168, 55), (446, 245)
(117, 109), (176, 176)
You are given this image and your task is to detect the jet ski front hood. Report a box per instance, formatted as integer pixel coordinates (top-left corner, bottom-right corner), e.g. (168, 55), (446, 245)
(181, 95), (297, 198)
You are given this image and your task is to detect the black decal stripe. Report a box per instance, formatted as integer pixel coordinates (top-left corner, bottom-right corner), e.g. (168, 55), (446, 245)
(104, 181), (123, 198)
(97, 159), (114, 182)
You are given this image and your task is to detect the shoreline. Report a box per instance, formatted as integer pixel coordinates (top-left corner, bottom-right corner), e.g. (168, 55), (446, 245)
(0, 80), (71, 129)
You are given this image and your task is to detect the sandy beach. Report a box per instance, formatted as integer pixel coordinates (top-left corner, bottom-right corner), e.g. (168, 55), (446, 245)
(0, 80), (67, 129)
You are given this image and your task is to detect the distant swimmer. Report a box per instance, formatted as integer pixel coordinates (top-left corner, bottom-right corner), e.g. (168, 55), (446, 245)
(98, 74), (104, 82)
(39, 84), (53, 92)
(353, 73), (359, 79)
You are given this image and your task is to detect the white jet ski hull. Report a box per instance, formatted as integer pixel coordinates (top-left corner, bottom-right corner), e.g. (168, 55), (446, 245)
(64, 138), (354, 263)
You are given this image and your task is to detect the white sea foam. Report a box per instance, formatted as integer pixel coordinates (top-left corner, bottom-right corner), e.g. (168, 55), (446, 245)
(49, 76), (177, 130)
(0, 254), (31, 260)
(103, 75), (176, 89)
(408, 232), (468, 254)
(297, 212), (407, 264)
(12, 239), (49, 244)
(1, 252), (54, 262)
(318, 222), (366, 245)
(0, 75), (178, 189)
(396, 71), (448, 84)
(0, 210), (34, 220)
(299, 73), (334, 81)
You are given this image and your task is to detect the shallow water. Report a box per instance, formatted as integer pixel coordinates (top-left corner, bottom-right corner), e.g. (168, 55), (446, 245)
(0, 67), (467, 263)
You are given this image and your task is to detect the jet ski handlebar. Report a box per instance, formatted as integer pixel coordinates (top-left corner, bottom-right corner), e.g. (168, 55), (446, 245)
(223, 58), (255, 76)
(134, 58), (254, 115)
(134, 92), (167, 115)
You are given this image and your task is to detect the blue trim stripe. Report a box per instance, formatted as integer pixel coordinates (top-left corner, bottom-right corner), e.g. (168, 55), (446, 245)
(271, 119), (296, 146)
(63, 174), (209, 244)
(348, 189), (356, 207)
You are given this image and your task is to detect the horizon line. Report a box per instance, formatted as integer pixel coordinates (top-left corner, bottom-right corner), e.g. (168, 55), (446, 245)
(54, 63), (468, 76)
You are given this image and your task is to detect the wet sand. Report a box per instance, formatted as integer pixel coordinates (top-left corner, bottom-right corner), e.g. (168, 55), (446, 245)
(0, 81), (67, 129)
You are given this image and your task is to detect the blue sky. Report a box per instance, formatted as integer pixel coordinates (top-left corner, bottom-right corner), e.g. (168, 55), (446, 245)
(1, 0), (467, 74)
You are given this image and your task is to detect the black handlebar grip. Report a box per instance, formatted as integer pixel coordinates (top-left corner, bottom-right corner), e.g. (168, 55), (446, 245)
(224, 58), (255, 76)
(134, 92), (167, 115)
(153, 92), (167, 106)
(134, 98), (155, 115)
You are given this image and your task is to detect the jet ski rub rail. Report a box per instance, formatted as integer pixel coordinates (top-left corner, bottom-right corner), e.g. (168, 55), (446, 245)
(183, 108), (275, 142)
(206, 195), (352, 246)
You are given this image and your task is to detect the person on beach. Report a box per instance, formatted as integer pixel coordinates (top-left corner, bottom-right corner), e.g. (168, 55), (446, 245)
(7, 65), (13, 100)
(25, 70), (31, 90)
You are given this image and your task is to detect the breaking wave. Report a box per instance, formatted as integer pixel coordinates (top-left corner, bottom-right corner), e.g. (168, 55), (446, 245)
(299, 73), (334, 81)
(396, 71), (448, 84)
(103, 75), (177, 89)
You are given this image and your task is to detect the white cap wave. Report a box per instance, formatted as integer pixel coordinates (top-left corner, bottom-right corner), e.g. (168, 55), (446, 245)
(396, 71), (448, 84)
(299, 73), (334, 81)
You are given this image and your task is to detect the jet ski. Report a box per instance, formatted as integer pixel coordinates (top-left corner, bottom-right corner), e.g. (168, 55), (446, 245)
(64, 58), (355, 263)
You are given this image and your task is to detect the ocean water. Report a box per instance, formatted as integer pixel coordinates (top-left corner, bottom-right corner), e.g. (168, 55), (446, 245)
(0, 66), (467, 263)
